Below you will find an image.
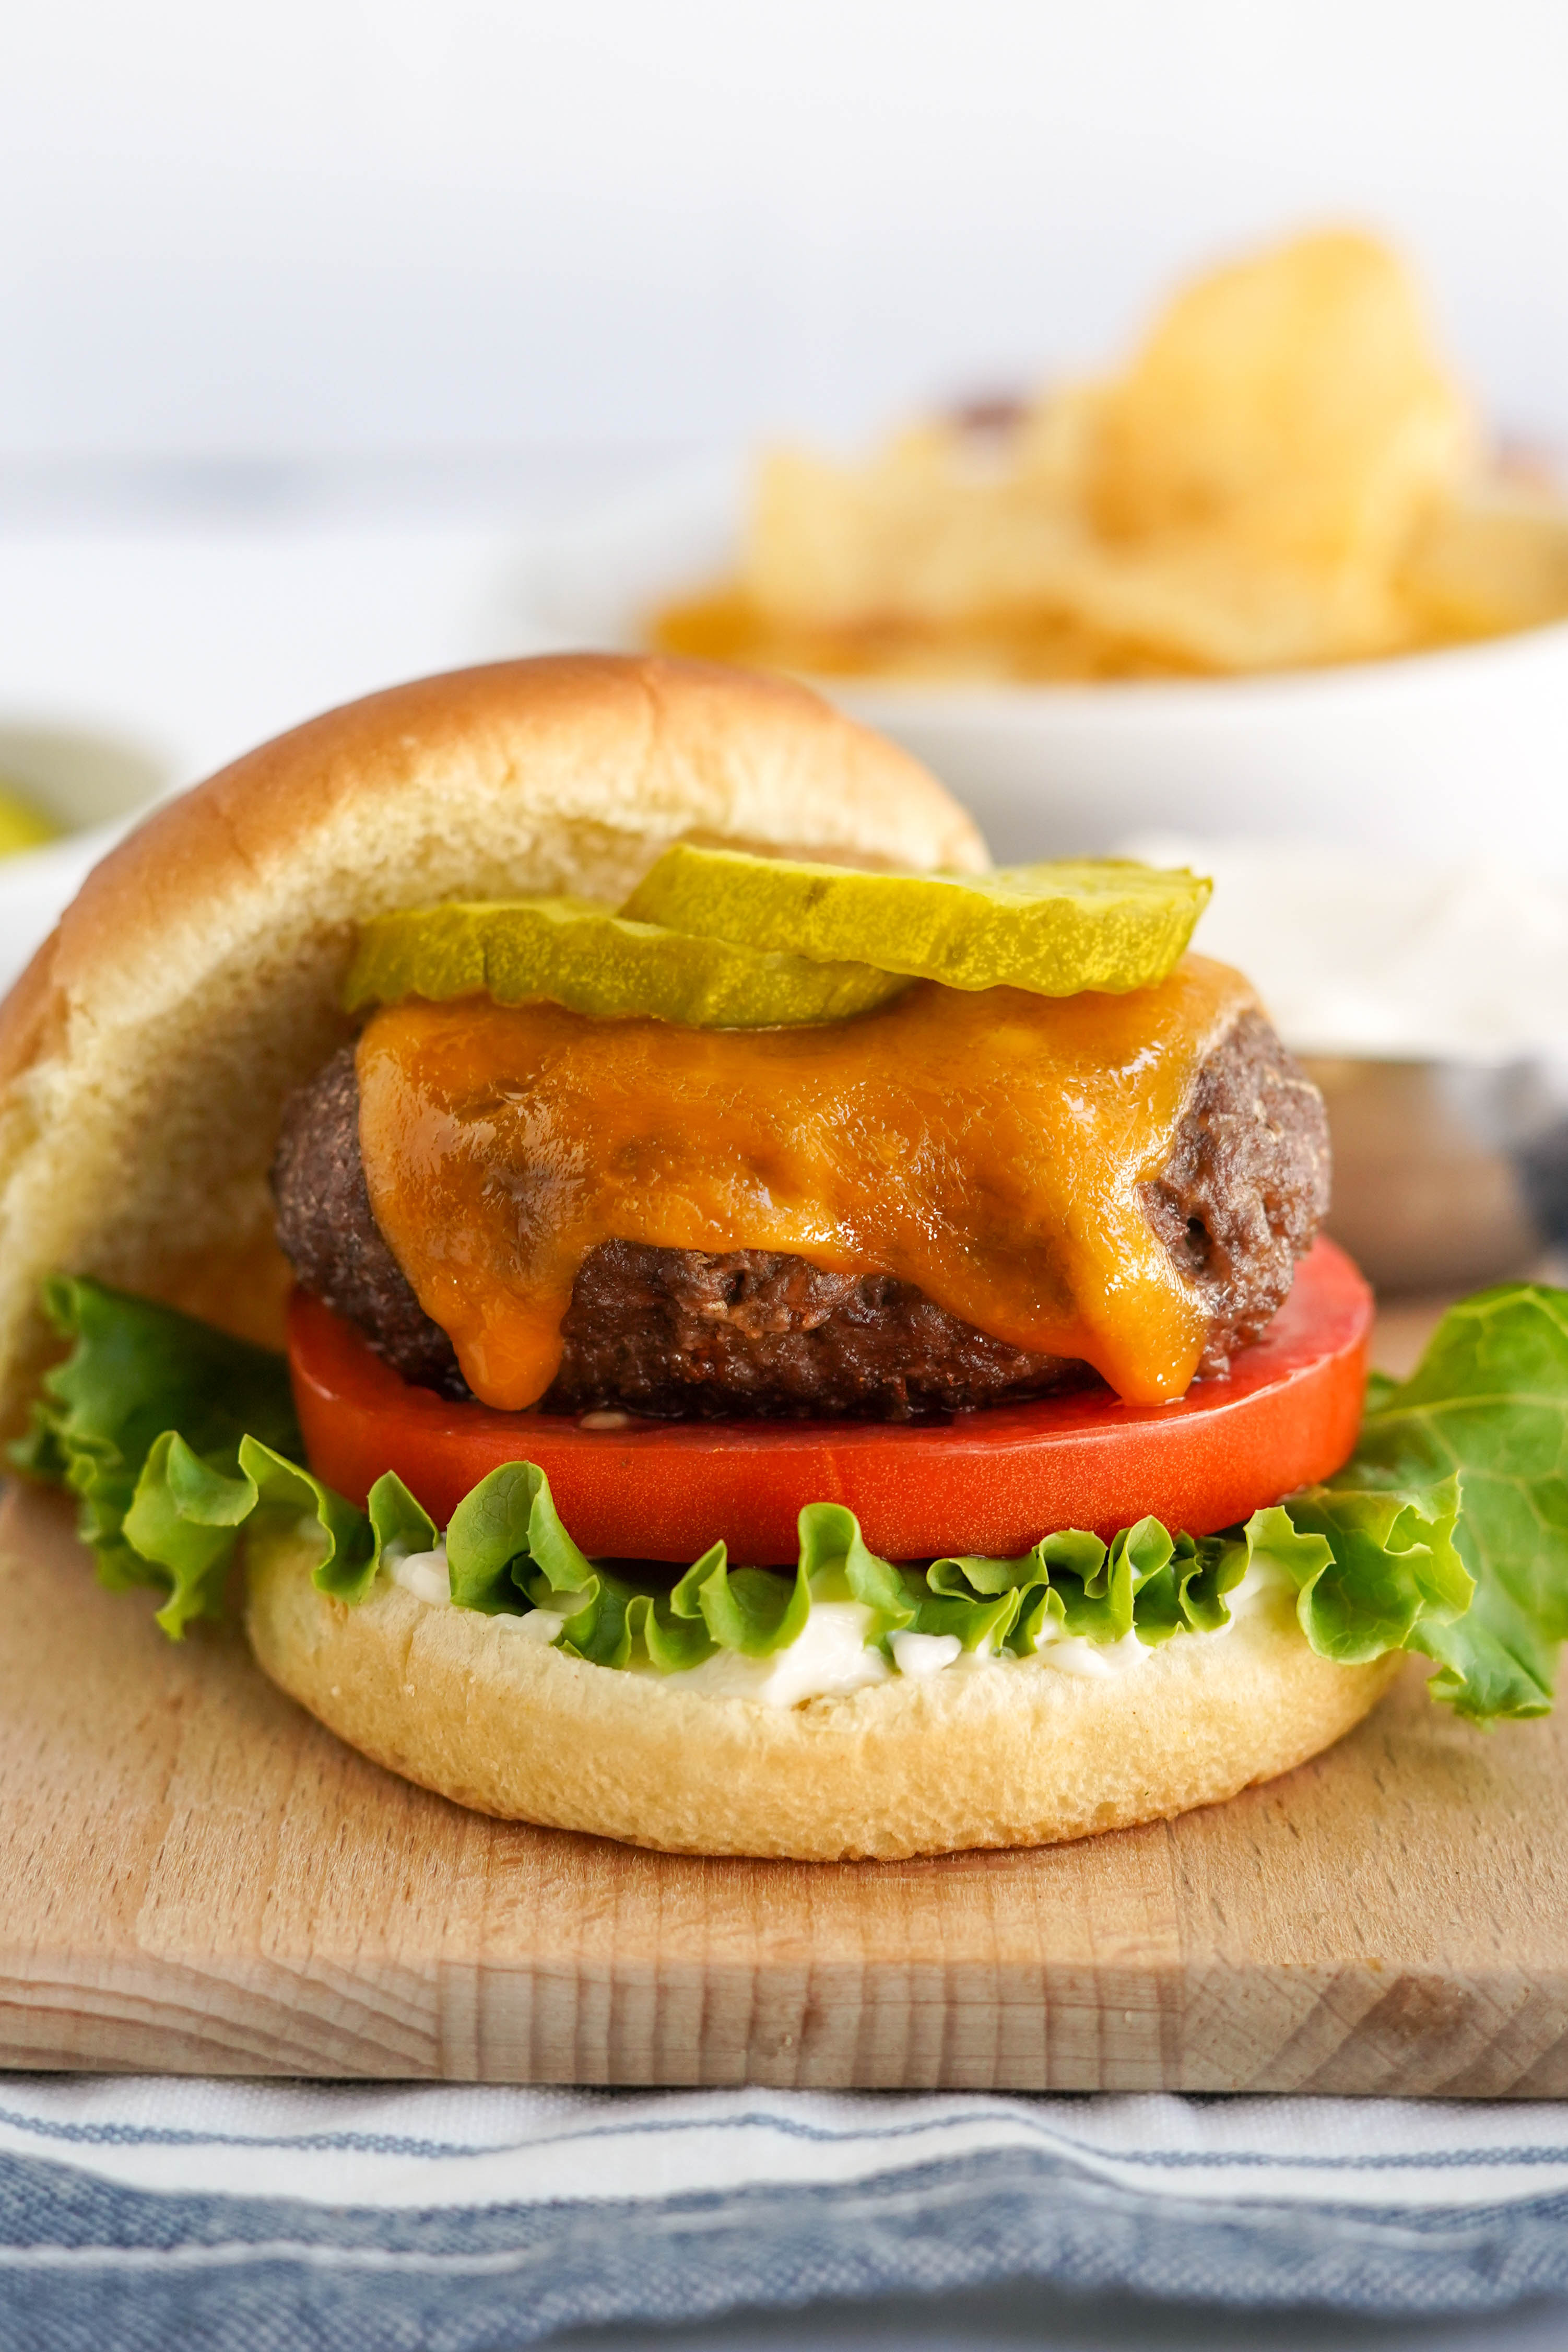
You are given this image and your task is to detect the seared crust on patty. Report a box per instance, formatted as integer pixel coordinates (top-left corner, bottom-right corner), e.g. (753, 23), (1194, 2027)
(1142, 1007), (1331, 1375)
(549, 1243), (1088, 1418)
(270, 1045), (461, 1395)
(271, 1009), (1329, 1419)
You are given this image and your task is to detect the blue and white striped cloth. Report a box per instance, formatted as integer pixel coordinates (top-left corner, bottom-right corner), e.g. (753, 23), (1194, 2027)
(6, 2078), (1568, 2348)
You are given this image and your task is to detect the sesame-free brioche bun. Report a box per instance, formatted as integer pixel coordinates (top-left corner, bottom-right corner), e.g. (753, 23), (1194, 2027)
(245, 1523), (1399, 1861)
(0, 654), (985, 1427)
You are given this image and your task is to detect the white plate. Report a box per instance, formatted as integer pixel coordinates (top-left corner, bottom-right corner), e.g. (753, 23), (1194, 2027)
(503, 456), (1568, 869)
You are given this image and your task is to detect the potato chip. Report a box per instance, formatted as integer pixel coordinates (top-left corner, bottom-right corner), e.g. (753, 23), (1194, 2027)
(643, 228), (1559, 683)
(742, 429), (1086, 629)
(1042, 528), (1419, 672)
(1091, 230), (1473, 572)
(1397, 491), (1568, 641)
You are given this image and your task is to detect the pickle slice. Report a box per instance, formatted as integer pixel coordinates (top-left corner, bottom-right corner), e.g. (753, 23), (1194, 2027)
(622, 847), (1210, 996)
(344, 897), (910, 1028)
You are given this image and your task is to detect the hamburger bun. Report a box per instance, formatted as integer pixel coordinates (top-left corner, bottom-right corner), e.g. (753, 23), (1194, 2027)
(246, 1519), (1399, 1860)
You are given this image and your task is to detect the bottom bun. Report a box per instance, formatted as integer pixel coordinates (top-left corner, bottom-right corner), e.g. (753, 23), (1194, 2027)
(244, 1531), (1401, 1861)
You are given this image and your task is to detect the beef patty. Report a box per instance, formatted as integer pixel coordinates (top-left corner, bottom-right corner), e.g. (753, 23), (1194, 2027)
(271, 1011), (1329, 1421)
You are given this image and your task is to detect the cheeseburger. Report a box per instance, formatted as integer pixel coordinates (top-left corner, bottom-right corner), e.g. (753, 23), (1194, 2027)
(5, 654), (1501, 1861)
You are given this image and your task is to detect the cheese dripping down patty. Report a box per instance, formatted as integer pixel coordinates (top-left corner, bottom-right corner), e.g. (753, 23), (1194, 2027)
(353, 953), (1260, 1413)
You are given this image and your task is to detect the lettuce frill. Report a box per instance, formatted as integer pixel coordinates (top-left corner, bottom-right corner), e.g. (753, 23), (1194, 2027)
(16, 1274), (1568, 1721)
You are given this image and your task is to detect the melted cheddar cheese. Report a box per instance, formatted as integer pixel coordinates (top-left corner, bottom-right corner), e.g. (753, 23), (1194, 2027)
(356, 954), (1257, 1412)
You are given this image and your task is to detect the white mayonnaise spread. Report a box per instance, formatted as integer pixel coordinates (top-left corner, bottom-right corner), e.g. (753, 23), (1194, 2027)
(888, 1629), (963, 1680)
(650, 1602), (892, 1707)
(503, 1607), (567, 1645)
(379, 1544), (1295, 1704)
(1027, 1625), (1150, 1679)
(386, 1541), (452, 1607)
(1221, 1554), (1299, 1621)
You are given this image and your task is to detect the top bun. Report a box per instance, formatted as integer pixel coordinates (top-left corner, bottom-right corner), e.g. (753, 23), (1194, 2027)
(0, 655), (987, 1424)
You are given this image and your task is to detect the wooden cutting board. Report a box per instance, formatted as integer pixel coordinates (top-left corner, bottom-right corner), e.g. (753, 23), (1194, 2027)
(4, 1478), (1567, 2095)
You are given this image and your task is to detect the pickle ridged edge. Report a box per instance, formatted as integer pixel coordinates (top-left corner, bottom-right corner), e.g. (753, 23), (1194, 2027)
(623, 849), (1212, 997)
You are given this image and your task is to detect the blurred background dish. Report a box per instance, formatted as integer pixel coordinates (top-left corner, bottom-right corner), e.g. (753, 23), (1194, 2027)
(0, 720), (170, 844)
(511, 226), (1568, 872)
(1300, 1055), (1560, 1296)
(0, 719), (180, 985)
(839, 626), (1568, 871)
(1130, 837), (1568, 1298)
(507, 454), (1568, 868)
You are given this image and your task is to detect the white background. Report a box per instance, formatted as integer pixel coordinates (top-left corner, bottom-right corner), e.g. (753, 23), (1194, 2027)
(4, 0), (1566, 465)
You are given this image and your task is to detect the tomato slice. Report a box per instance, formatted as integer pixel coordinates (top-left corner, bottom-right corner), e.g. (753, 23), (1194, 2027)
(288, 1237), (1372, 1565)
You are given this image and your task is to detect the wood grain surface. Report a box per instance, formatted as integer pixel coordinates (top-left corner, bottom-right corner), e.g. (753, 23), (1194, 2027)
(4, 1478), (1567, 2094)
